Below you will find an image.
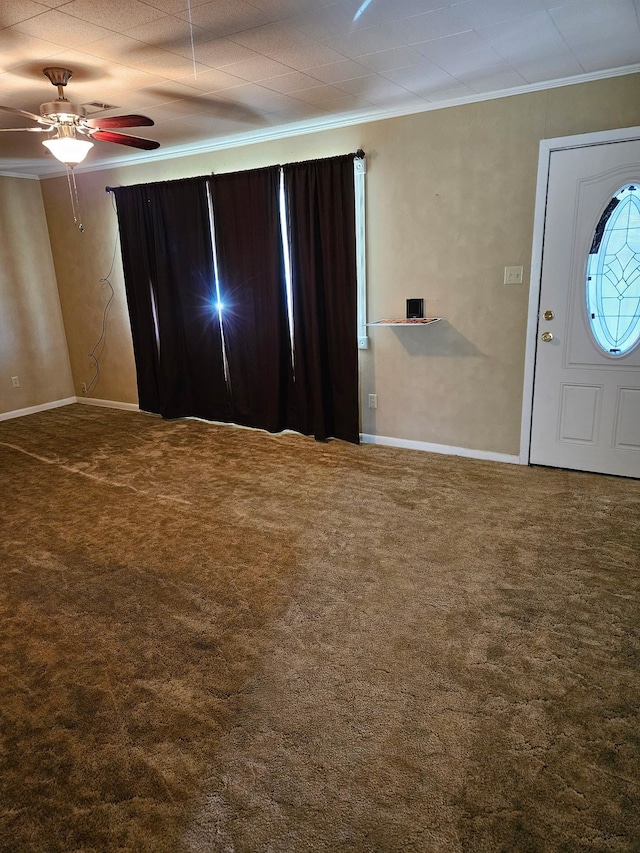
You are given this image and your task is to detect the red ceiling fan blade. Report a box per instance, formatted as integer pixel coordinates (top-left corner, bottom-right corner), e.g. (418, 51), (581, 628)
(83, 114), (155, 129)
(0, 104), (52, 125)
(90, 129), (160, 150)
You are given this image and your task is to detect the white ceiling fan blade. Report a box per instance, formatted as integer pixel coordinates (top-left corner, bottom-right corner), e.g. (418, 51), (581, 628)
(0, 104), (53, 125)
(0, 126), (54, 132)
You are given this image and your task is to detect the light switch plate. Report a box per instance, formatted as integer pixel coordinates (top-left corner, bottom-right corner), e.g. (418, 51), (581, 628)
(504, 266), (524, 285)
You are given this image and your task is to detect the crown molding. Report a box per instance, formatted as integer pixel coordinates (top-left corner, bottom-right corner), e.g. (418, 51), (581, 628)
(0, 170), (40, 179)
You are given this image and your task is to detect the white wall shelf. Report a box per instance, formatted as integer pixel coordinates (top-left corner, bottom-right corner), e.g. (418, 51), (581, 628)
(366, 318), (441, 326)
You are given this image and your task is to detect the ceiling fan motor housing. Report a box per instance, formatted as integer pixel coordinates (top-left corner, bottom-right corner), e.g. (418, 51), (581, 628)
(40, 100), (87, 122)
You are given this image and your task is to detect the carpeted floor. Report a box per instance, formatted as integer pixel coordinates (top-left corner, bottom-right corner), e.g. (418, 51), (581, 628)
(0, 404), (638, 852)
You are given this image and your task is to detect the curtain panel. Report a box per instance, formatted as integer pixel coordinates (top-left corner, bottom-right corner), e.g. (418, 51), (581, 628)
(283, 155), (360, 444)
(113, 178), (230, 422)
(208, 167), (291, 434)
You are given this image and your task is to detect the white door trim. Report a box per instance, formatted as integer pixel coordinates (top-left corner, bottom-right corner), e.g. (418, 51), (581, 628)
(519, 124), (640, 465)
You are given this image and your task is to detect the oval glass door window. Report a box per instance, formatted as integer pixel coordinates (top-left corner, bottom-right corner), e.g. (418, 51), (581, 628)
(586, 184), (640, 356)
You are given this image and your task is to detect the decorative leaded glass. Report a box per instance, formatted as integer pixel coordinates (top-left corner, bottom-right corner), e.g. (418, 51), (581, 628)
(586, 184), (640, 356)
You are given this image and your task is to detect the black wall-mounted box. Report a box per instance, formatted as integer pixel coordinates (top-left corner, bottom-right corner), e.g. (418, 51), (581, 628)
(406, 298), (424, 319)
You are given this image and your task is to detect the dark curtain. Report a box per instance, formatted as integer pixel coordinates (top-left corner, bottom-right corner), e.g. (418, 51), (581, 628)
(209, 167), (291, 433)
(113, 179), (230, 422)
(283, 155), (360, 443)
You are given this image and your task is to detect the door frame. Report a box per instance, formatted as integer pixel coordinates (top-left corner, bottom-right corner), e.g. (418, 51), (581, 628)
(519, 124), (640, 465)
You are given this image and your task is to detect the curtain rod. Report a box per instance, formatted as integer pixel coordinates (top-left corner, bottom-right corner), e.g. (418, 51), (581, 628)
(104, 150), (365, 193)
(271, 149), (365, 171)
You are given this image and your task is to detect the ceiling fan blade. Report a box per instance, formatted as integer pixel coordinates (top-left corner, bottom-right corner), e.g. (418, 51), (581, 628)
(83, 114), (155, 129)
(90, 129), (160, 150)
(0, 126), (53, 132)
(0, 104), (52, 125)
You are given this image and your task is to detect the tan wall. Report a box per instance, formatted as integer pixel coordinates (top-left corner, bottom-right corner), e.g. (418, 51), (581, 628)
(0, 175), (73, 415)
(40, 73), (640, 454)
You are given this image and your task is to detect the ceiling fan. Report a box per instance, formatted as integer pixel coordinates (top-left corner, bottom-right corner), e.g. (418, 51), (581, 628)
(0, 67), (160, 166)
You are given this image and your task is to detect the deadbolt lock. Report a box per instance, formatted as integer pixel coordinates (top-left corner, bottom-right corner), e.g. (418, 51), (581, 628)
(541, 331), (553, 343)
(543, 310), (554, 321)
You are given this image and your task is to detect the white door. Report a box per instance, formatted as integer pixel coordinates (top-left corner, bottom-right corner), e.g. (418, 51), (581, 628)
(530, 138), (640, 478)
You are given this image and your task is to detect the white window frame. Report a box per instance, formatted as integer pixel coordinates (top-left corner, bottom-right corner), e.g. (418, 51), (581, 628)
(355, 155), (368, 349)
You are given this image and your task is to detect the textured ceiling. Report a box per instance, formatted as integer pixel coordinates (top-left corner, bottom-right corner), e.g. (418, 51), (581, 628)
(1, 0), (639, 175)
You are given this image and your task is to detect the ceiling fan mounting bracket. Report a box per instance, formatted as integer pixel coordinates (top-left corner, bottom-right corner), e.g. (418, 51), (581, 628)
(43, 67), (73, 88)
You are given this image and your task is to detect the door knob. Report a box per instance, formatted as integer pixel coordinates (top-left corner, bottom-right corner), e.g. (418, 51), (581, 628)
(543, 310), (554, 321)
(541, 331), (553, 342)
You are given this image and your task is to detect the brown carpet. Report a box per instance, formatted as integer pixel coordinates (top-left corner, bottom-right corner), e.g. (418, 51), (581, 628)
(0, 404), (638, 852)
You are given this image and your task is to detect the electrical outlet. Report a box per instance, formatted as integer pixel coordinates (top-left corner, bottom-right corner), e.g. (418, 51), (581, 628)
(504, 266), (524, 285)
(11, 376), (20, 388)
(368, 393), (378, 409)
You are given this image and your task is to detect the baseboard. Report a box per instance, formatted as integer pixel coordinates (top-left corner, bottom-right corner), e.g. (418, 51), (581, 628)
(360, 433), (522, 465)
(75, 396), (140, 412)
(0, 397), (77, 422)
(0, 402), (521, 465)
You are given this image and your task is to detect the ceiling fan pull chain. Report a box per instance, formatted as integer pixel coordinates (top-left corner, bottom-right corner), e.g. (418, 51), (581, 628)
(66, 166), (85, 232)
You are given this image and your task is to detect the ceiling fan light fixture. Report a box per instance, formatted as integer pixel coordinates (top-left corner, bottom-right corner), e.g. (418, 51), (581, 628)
(42, 133), (93, 165)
